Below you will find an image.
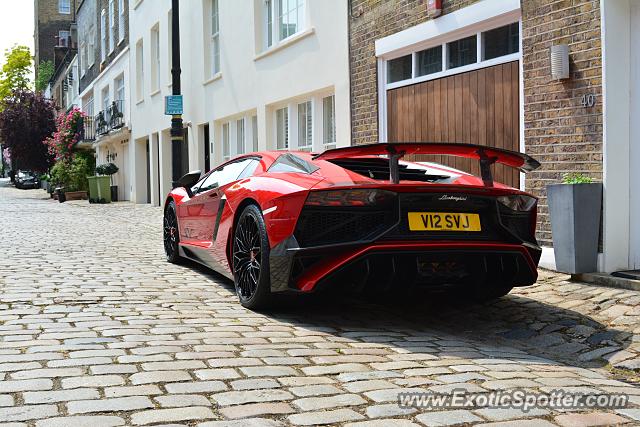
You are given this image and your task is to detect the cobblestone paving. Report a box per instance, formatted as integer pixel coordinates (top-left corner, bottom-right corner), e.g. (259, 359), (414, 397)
(1, 178), (639, 426)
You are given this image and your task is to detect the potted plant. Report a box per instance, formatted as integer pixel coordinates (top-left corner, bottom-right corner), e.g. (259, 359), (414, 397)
(547, 173), (603, 274)
(91, 163), (118, 203)
(97, 162), (119, 202)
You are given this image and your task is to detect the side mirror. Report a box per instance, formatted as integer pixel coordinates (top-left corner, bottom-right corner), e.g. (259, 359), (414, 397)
(174, 170), (201, 196)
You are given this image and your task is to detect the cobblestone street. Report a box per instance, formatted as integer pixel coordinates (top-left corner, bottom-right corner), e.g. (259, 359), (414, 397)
(1, 178), (640, 426)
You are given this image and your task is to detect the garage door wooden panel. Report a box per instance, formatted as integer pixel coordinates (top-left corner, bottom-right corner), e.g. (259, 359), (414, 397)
(387, 61), (520, 188)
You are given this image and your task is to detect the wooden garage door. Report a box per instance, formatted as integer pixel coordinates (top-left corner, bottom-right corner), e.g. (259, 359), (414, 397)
(387, 61), (520, 188)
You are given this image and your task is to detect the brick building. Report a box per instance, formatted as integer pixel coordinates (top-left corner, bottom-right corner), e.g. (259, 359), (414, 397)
(349, 0), (638, 273)
(34, 0), (77, 80)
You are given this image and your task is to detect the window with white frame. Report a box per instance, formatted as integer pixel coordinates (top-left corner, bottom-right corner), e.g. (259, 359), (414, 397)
(264, 0), (304, 50)
(58, 30), (70, 47)
(118, 0), (126, 42)
(59, 0), (71, 14)
(297, 101), (312, 150)
(322, 95), (336, 148)
(88, 29), (96, 66)
(275, 107), (288, 150)
(100, 9), (107, 62)
(151, 25), (160, 92)
(83, 96), (94, 116)
(80, 43), (87, 75)
(385, 21), (520, 85)
(135, 39), (144, 101)
(102, 86), (110, 113)
(222, 122), (230, 160)
(109, 0), (115, 53)
(236, 118), (245, 154)
(115, 74), (125, 103)
(251, 115), (258, 152)
(211, 0), (220, 76)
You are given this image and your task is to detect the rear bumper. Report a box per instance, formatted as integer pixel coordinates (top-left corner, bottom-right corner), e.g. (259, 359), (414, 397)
(270, 240), (541, 293)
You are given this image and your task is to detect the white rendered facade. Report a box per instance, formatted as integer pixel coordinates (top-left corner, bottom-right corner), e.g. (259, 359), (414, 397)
(128, 0), (351, 206)
(79, 48), (132, 202)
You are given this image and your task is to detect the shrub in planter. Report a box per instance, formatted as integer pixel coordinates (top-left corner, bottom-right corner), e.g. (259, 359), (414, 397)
(547, 173), (603, 274)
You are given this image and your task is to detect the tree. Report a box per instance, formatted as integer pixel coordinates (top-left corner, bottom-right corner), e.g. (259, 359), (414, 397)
(0, 90), (56, 172)
(0, 46), (33, 103)
(35, 60), (54, 93)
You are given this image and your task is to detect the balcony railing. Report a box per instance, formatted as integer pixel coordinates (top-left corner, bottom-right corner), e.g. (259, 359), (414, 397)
(79, 115), (96, 142)
(95, 100), (125, 136)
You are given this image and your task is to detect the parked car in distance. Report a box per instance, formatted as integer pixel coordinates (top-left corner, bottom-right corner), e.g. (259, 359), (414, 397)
(15, 170), (40, 189)
(163, 142), (542, 310)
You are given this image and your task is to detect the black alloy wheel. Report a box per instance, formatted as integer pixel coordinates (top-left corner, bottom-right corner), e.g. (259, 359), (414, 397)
(164, 201), (181, 263)
(233, 204), (271, 309)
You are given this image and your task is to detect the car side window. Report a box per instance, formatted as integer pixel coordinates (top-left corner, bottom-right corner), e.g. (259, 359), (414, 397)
(196, 158), (257, 194)
(196, 171), (220, 194)
(237, 159), (259, 180)
(216, 158), (257, 187)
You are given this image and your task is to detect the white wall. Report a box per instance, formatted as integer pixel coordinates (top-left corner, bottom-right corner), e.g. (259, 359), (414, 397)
(80, 48), (132, 201)
(601, 0), (632, 272)
(129, 0), (350, 205)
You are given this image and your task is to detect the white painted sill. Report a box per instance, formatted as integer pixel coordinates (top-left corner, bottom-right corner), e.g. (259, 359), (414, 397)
(150, 89), (161, 97)
(203, 72), (222, 86)
(254, 28), (315, 61)
(133, 0), (143, 10)
(135, 98), (144, 105)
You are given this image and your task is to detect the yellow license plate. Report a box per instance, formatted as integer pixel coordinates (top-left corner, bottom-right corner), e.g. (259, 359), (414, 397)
(408, 212), (481, 232)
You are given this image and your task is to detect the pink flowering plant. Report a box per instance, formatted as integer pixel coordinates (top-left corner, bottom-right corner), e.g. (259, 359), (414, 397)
(44, 107), (86, 162)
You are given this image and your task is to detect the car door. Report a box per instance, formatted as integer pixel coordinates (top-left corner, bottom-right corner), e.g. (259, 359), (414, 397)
(181, 158), (258, 248)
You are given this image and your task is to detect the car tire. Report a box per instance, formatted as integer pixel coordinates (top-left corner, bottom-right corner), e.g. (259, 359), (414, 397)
(163, 201), (181, 264)
(232, 204), (272, 310)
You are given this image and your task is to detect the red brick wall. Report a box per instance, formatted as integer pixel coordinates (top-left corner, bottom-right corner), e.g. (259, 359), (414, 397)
(521, 0), (602, 245)
(349, 0), (604, 246)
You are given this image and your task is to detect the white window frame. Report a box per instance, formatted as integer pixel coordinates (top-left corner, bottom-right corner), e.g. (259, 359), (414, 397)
(100, 9), (107, 63)
(88, 29), (96, 66)
(263, 0), (305, 50)
(109, 0), (115, 53)
(210, 0), (220, 76)
(115, 74), (125, 103)
(118, 0), (126, 43)
(322, 95), (336, 148)
(150, 24), (160, 93)
(102, 86), (110, 113)
(236, 118), (245, 155)
(222, 122), (230, 160)
(80, 42), (87, 76)
(58, 30), (70, 47)
(297, 101), (312, 151)
(251, 115), (258, 152)
(275, 107), (289, 150)
(135, 39), (144, 102)
(59, 0), (71, 14)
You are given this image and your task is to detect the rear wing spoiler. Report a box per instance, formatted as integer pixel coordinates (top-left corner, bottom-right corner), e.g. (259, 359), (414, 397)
(312, 142), (540, 186)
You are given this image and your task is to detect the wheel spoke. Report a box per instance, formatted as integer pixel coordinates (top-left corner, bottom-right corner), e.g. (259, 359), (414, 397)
(233, 213), (263, 301)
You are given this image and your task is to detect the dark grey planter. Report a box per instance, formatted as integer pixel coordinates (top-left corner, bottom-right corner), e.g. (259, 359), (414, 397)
(547, 183), (602, 274)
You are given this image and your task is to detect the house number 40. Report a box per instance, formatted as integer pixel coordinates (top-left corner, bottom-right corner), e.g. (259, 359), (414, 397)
(581, 94), (596, 108)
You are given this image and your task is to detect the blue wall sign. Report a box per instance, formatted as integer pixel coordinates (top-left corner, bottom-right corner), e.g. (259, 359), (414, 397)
(165, 95), (183, 115)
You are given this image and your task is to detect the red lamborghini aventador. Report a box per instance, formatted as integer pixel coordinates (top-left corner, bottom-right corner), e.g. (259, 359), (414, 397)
(163, 143), (541, 309)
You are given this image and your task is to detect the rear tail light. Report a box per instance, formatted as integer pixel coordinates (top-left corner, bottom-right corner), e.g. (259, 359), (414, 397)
(305, 189), (397, 207)
(497, 195), (537, 212)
